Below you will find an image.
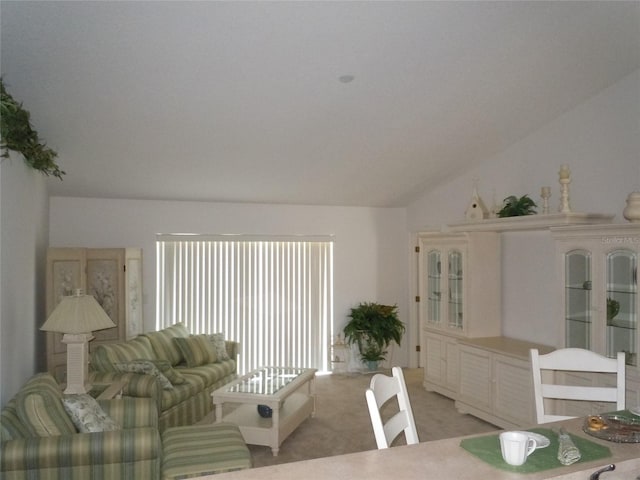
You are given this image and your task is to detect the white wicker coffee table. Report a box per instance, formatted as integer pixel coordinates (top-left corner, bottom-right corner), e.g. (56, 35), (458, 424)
(211, 366), (317, 456)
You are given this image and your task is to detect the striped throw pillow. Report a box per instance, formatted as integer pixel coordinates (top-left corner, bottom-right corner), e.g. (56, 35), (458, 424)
(174, 335), (218, 367)
(144, 323), (190, 366)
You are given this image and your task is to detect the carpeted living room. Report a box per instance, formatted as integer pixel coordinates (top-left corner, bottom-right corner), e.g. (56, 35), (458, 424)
(2, 1), (640, 479)
(219, 368), (497, 468)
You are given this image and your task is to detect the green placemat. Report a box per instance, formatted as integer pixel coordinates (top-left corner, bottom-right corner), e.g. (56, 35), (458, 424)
(460, 428), (612, 473)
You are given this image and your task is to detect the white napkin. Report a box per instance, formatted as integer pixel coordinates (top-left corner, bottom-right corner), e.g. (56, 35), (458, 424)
(557, 428), (581, 465)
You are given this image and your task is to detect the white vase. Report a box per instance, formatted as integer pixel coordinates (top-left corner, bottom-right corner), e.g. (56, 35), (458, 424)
(622, 192), (640, 223)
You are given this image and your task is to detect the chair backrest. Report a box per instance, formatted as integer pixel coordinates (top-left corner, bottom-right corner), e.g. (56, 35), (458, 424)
(365, 366), (419, 449)
(530, 348), (626, 424)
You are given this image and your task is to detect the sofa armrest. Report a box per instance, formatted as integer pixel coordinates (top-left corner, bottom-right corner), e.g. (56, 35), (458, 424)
(1, 427), (160, 473)
(98, 398), (158, 429)
(90, 372), (162, 409)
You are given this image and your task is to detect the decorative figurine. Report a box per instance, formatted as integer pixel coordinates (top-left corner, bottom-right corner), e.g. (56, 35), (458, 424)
(465, 180), (489, 221)
(622, 192), (640, 223)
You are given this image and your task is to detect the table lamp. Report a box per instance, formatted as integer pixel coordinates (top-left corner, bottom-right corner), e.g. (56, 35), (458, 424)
(41, 289), (115, 394)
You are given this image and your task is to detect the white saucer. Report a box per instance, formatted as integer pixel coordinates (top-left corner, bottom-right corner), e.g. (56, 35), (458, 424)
(513, 431), (550, 449)
(630, 407), (640, 417)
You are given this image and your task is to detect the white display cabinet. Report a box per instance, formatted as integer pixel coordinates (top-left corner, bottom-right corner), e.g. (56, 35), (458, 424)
(417, 231), (501, 396)
(417, 232), (501, 338)
(552, 224), (639, 367)
(552, 224), (640, 413)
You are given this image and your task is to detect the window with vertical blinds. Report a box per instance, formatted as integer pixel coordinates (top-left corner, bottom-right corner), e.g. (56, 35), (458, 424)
(156, 235), (334, 374)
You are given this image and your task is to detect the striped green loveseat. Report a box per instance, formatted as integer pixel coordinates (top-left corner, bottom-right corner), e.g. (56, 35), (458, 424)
(0, 372), (161, 480)
(90, 322), (239, 431)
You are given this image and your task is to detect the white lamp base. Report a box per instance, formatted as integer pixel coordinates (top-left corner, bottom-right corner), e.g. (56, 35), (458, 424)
(62, 333), (94, 394)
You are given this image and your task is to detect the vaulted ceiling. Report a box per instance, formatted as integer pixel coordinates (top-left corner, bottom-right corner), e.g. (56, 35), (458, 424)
(2, 1), (639, 207)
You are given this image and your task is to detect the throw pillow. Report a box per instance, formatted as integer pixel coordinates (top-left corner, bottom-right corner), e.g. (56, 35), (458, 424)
(143, 322), (190, 366)
(152, 359), (187, 385)
(208, 333), (230, 361)
(114, 359), (174, 390)
(16, 391), (76, 437)
(174, 334), (217, 368)
(62, 394), (120, 433)
(91, 336), (156, 373)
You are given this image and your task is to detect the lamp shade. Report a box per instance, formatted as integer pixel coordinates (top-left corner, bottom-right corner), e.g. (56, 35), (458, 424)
(41, 290), (115, 334)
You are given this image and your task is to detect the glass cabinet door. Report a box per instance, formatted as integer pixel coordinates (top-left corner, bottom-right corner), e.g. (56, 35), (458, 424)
(606, 249), (637, 366)
(448, 250), (463, 330)
(426, 250), (441, 326)
(564, 250), (592, 349)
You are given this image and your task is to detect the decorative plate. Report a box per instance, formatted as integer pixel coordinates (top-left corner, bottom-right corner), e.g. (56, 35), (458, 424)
(583, 414), (640, 443)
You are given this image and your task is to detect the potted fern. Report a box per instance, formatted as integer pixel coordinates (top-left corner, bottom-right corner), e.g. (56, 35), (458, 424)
(343, 302), (405, 371)
(498, 195), (537, 217)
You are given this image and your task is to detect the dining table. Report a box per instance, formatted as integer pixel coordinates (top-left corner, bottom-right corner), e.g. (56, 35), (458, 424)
(195, 415), (640, 480)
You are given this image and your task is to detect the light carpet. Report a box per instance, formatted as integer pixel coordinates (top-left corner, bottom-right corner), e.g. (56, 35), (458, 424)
(202, 368), (498, 469)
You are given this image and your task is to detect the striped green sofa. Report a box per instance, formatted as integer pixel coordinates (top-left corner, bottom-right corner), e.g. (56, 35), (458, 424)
(0, 372), (162, 480)
(90, 322), (239, 431)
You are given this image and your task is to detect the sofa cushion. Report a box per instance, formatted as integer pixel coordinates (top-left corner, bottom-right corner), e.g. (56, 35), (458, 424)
(143, 322), (190, 366)
(208, 333), (230, 361)
(159, 377), (204, 411)
(62, 394), (120, 433)
(114, 359), (174, 390)
(16, 390), (76, 437)
(91, 336), (156, 372)
(177, 360), (237, 388)
(162, 423), (251, 479)
(174, 335), (217, 368)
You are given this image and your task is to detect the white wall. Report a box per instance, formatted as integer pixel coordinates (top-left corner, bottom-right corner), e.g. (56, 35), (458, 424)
(48, 70), (640, 367)
(49, 198), (411, 366)
(407, 69), (640, 348)
(0, 154), (49, 406)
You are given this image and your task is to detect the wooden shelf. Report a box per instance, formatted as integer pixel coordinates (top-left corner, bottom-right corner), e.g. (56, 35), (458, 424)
(446, 212), (614, 232)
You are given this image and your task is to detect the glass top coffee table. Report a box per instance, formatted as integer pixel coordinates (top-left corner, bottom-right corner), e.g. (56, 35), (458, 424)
(211, 366), (317, 456)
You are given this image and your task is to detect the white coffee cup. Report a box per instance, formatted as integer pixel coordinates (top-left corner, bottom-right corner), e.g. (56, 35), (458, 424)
(499, 431), (537, 466)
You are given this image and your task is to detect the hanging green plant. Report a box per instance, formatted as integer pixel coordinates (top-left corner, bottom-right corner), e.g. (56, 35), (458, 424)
(498, 194), (537, 217)
(1, 78), (64, 179)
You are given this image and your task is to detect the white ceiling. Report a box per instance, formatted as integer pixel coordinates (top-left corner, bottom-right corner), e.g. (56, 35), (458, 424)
(2, 1), (639, 207)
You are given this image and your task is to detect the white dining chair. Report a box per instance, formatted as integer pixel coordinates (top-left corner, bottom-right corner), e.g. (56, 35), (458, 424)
(530, 348), (626, 424)
(365, 366), (419, 449)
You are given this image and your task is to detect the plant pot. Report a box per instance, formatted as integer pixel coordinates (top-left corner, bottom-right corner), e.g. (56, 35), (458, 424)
(366, 360), (379, 371)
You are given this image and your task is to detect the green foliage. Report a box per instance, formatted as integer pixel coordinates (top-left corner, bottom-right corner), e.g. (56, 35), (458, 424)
(607, 298), (620, 321)
(497, 194), (537, 217)
(343, 302), (405, 363)
(1, 78), (64, 179)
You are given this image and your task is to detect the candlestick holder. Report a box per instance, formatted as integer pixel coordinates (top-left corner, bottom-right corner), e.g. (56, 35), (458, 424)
(558, 165), (571, 213)
(540, 186), (551, 215)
